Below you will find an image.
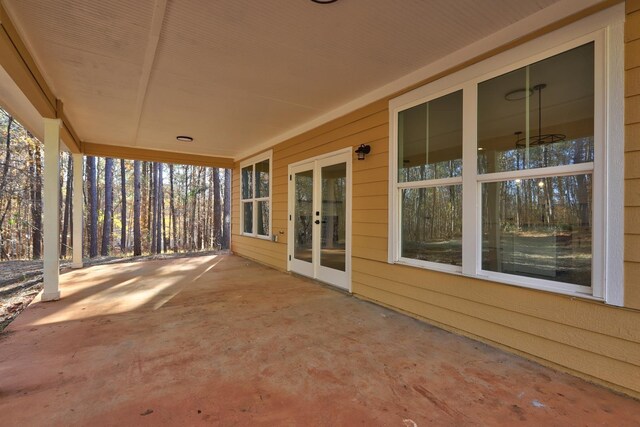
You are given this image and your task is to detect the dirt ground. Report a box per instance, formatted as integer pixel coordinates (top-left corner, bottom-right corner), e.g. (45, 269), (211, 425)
(0, 251), (223, 332)
(1, 254), (638, 426)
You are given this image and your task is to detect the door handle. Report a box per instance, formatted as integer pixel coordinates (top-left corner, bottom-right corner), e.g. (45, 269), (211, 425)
(315, 220), (320, 224)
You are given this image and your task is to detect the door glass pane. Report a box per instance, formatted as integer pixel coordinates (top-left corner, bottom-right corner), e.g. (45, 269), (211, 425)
(477, 43), (594, 174)
(294, 170), (313, 262)
(398, 90), (463, 182)
(255, 159), (269, 198)
(243, 202), (253, 234)
(257, 201), (269, 236)
(481, 174), (592, 287)
(401, 185), (462, 266)
(241, 166), (253, 199)
(321, 163), (346, 271)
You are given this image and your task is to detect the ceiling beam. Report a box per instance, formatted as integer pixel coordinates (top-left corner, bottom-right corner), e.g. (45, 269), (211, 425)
(0, 3), (55, 112)
(131, 0), (168, 145)
(83, 142), (234, 168)
(0, 25), (54, 118)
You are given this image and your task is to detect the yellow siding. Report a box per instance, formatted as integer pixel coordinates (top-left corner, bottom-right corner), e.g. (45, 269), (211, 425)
(232, 2), (640, 398)
(626, 2), (640, 309)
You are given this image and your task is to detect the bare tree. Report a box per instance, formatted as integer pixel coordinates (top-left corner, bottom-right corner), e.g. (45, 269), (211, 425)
(87, 156), (98, 258)
(0, 116), (14, 260)
(60, 155), (72, 257)
(183, 165), (189, 250)
(141, 161), (148, 253)
(213, 168), (221, 248)
(101, 158), (113, 256)
(133, 160), (142, 256)
(30, 138), (42, 259)
(222, 168), (231, 250)
(169, 164), (178, 252)
(156, 163), (163, 254)
(120, 158), (126, 253)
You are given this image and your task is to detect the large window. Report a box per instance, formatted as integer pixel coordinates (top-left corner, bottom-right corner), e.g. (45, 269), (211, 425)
(240, 151), (272, 238)
(478, 43), (594, 289)
(390, 24), (623, 302)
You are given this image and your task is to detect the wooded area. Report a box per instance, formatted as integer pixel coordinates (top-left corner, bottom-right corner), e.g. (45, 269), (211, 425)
(0, 108), (231, 261)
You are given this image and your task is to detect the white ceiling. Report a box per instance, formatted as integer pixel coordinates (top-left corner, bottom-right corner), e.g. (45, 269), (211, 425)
(2, 0), (566, 159)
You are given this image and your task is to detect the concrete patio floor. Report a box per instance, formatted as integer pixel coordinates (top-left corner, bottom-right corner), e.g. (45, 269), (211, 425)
(0, 254), (638, 426)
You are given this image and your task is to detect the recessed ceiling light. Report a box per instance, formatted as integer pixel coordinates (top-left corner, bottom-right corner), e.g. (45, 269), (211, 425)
(311, 0), (337, 3)
(176, 135), (193, 142)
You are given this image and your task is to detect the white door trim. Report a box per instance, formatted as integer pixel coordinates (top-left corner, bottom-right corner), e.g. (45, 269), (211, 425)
(287, 148), (352, 292)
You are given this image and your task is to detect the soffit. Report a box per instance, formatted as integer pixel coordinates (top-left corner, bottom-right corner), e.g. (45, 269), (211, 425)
(2, 0), (560, 159)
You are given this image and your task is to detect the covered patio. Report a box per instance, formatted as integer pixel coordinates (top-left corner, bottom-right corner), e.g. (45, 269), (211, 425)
(1, 254), (638, 425)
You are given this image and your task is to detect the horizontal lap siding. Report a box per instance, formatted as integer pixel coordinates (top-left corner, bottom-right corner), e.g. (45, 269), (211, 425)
(232, 100), (388, 270)
(231, 2), (640, 397)
(626, 1), (640, 309)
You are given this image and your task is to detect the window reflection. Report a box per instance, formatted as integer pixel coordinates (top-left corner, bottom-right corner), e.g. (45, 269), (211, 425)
(482, 175), (592, 287)
(241, 166), (253, 199)
(401, 185), (462, 266)
(477, 43), (594, 174)
(255, 159), (269, 198)
(398, 90), (463, 182)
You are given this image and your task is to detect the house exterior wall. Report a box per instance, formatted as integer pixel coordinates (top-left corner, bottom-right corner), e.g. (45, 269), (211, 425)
(232, 2), (640, 398)
(625, 0), (640, 308)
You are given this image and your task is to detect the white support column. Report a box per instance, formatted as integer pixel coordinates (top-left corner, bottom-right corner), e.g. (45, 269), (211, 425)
(42, 118), (61, 302)
(72, 152), (84, 268)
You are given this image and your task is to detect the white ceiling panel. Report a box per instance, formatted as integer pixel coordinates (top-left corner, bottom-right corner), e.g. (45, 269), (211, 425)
(2, 0), (564, 158)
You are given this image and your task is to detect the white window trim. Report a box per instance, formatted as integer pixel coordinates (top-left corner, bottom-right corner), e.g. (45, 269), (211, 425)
(240, 150), (273, 239)
(388, 10), (624, 305)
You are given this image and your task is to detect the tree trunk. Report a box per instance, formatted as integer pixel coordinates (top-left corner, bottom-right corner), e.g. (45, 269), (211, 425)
(101, 158), (113, 256)
(120, 159), (127, 253)
(0, 198), (11, 260)
(31, 141), (42, 259)
(192, 167), (200, 250)
(183, 165), (189, 250)
(162, 175), (167, 253)
(0, 116), (13, 200)
(156, 163), (163, 254)
(222, 168), (231, 250)
(133, 160), (142, 256)
(0, 116), (14, 260)
(150, 162), (157, 254)
(213, 168), (221, 248)
(87, 156), (98, 258)
(60, 155), (73, 257)
(169, 164), (178, 252)
(141, 161), (148, 253)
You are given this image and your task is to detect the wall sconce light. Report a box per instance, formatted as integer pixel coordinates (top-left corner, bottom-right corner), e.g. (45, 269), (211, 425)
(355, 144), (371, 160)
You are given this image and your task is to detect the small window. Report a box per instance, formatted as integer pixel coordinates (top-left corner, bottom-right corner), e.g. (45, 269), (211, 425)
(240, 151), (272, 238)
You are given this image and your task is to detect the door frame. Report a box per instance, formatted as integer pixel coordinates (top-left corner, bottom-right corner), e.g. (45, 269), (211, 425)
(287, 147), (352, 292)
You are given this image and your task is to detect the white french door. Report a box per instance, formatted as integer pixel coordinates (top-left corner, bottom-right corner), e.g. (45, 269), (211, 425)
(288, 149), (351, 291)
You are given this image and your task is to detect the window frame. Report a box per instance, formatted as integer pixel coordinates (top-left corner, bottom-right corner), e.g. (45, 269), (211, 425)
(394, 85), (466, 274)
(388, 16), (624, 304)
(240, 150), (272, 239)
